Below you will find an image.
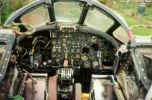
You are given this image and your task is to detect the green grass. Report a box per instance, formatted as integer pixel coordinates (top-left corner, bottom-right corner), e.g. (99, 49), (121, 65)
(132, 27), (152, 36)
(144, 6), (152, 21)
(119, 12), (152, 36)
(120, 13), (140, 26)
(116, 2), (152, 21)
(113, 2), (152, 36)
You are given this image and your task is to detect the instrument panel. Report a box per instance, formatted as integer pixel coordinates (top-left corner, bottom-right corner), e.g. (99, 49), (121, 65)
(18, 29), (116, 70)
(50, 30), (116, 63)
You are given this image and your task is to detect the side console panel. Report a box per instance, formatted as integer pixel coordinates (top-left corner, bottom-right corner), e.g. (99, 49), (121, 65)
(0, 30), (16, 82)
(0, 29), (16, 99)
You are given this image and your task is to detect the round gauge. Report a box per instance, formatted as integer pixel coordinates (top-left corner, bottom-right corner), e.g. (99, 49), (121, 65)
(71, 41), (75, 45)
(63, 47), (69, 53)
(76, 49), (81, 53)
(52, 40), (57, 45)
(77, 41), (81, 45)
(82, 41), (88, 47)
(62, 43), (66, 47)
(52, 48), (56, 52)
(89, 53), (95, 60)
(81, 54), (89, 61)
(67, 40), (71, 45)
(84, 61), (91, 69)
(50, 31), (57, 38)
(71, 48), (75, 53)
(58, 40), (61, 44)
(76, 54), (81, 59)
(91, 36), (97, 43)
(58, 48), (62, 53)
(92, 61), (98, 69)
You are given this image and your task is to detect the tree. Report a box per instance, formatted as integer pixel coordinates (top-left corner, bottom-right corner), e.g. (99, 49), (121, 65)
(0, 0), (8, 24)
(0, 0), (32, 25)
(0, 0), (11, 25)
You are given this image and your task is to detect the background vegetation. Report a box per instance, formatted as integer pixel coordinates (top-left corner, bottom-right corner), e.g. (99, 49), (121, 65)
(101, 0), (152, 36)
(0, 0), (32, 25)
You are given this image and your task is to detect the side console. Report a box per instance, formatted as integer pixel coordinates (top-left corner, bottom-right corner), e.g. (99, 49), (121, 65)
(0, 29), (16, 99)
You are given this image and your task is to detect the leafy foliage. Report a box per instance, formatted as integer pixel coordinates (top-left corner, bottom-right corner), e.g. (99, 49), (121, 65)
(0, 0), (12, 25)
(0, 0), (32, 25)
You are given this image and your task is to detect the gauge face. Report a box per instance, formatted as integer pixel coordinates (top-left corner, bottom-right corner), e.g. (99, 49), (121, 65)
(77, 41), (81, 45)
(58, 48), (62, 53)
(52, 48), (57, 52)
(71, 48), (75, 53)
(52, 40), (57, 45)
(92, 61), (98, 69)
(81, 54), (89, 61)
(76, 54), (81, 59)
(82, 41), (88, 47)
(91, 36), (97, 43)
(50, 31), (57, 38)
(50, 32), (115, 63)
(76, 49), (81, 53)
(63, 47), (69, 53)
(67, 40), (71, 45)
(62, 43), (66, 47)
